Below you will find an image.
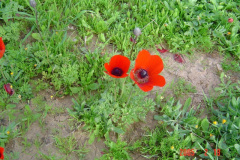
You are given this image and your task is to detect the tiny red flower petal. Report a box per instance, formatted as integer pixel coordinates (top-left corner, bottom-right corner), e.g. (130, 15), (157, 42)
(130, 50), (166, 92)
(173, 54), (185, 63)
(0, 37), (6, 59)
(157, 48), (168, 54)
(0, 147), (4, 160)
(228, 18), (233, 23)
(4, 84), (14, 96)
(104, 55), (130, 78)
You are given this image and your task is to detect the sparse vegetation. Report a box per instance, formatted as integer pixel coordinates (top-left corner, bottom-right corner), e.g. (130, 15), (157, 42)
(0, 0), (239, 159)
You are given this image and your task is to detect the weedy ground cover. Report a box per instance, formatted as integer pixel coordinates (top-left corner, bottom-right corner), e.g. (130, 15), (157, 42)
(0, 0), (240, 159)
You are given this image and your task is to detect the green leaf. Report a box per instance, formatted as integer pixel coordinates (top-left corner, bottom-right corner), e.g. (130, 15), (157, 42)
(88, 132), (95, 144)
(94, 117), (101, 123)
(32, 33), (41, 41)
(190, 133), (198, 142)
(201, 118), (209, 131)
(88, 83), (99, 90)
(112, 126), (125, 134)
(235, 144), (240, 154)
(228, 105), (237, 116)
(99, 33), (106, 42)
(6, 104), (16, 109)
(14, 70), (23, 81)
(70, 87), (81, 94)
(219, 138), (228, 149)
(154, 115), (163, 121)
(81, 19), (92, 29)
(232, 97), (238, 108)
(182, 98), (192, 116)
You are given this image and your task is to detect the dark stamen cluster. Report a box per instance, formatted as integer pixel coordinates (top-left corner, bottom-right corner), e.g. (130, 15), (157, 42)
(133, 69), (149, 84)
(111, 67), (123, 76)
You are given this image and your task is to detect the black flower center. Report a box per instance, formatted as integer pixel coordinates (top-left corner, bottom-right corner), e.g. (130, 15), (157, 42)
(111, 67), (123, 76)
(138, 69), (148, 78)
(133, 69), (149, 84)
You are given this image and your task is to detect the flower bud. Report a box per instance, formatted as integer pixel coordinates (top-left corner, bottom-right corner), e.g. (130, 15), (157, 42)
(29, 0), (36, 8)
(133, 27), (142, 37)
(228, 18), (233, 23)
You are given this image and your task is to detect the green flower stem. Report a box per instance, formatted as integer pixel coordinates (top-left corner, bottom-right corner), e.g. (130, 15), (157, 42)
(114, 79), (117, 101)
(129, 36), (138, 60)
(0, 65), (7, 82)
(119, 78), (126, 99)
(125, 83), (136, 107)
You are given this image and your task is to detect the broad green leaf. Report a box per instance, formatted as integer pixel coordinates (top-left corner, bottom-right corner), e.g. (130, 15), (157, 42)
(88, 132), (95, 144)
(154, 115), (163, 121)
(201, 118), (209, 131)
(94, 117), (101, 123)
(234, 144), (240, 154)
(182, 98), (192, 116)
(99, 33), (106, 42)
(81, 19), (92, 29)
(88, 83), (99, 90)
(219, 138), (228, 149)
(32, 33), (41, 41)
(70, 87), (81, 94)
(112, 126), (124, 134)
(190, 133), (198, 142)
(6, 104), (16, 109)
(232, 97), (237, 108)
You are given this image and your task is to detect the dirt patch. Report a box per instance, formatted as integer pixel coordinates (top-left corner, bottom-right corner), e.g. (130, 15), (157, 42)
(146, 49), (223, 109)
(4, 89), (106, 160)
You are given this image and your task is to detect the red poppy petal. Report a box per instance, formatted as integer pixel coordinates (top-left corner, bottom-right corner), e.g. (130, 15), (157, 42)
(109, 55), (130, 73)
(104, 63), (112, 73)
(145, 55), (164, 75)
(130, 69), (154, 92)
(0, 37), (5, 50)
(0, 50), (4, 59)
(157, 48), (168, 54)
(173, 54), (185, 63)
(149, 75), (166, 87)
(0, 147), (4, 159)
(130, 69), (137, 83)
(0, 37), (5, 59)
(134, 50), (151, 70)
(137, 83), (154, 92)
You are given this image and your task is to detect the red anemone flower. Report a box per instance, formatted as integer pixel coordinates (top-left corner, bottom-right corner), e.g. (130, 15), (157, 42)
(0, 147), (4, 160)
(130, 50), (166, 92)
(0, 37), (5, 59)
(104, 55), (130, 78)
(4, 84), (14, 96)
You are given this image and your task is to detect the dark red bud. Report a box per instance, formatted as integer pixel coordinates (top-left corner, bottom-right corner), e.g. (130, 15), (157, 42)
(4, 84), (14, 96)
